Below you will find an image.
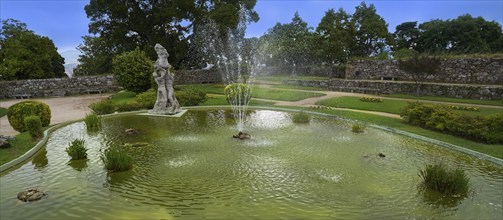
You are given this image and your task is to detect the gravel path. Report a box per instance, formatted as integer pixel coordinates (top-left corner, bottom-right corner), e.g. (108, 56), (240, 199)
(0, 94), (111, 136)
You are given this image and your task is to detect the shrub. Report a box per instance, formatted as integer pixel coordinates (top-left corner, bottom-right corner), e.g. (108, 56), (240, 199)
(224, 83), (251, 105)
(351, 123), (366, 133)
(66, 139), (87, 160)
(89, 100), (116, 115)
(360, 96), (383, 103)
(135, 89), (156, 109)
(401, 102), (503, 144)
(115, 102), (142, 112)
(7, 101), (51, 132)
(419, 162), (469, 196)
(84, 113), (102, 130)
(292, 111), (310, 123)
(101, 146), (133, 172)
(448, 105), (479, 111)
(113, 48), (154, 94)
(176, 88), (207, 106)
(24, 116), (43, 139)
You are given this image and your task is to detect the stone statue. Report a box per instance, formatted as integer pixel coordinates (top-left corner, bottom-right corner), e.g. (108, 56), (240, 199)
(149, 44), (181, 115)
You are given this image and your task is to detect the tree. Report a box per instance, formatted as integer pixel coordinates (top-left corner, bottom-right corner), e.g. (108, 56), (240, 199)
(316, 8), (352, 65)
(417, 14), (503, 54)
(261, 12), (316, 75)
(112, 48), (153, 93)
(393, 21), (420, 52)
(77, 0), (259, 75)
(398, 54), (441, 96)
(0, 19), (65, 80)
(350, 2), (392, 57)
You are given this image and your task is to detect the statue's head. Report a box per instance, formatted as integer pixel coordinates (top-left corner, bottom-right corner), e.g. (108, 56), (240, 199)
(154, 43), (168, 57)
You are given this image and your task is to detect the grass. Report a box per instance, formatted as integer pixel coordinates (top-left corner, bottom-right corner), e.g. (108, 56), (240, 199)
(382, 94), (503, 107)
(352, 123), (366, 133)
(279, 105), (503, 159)
(0, 131), (39, 165)
(66, 139), (87, 160)
(101, 146), (133, 172)
(256, 75), (329, 83)
(317, 96), (502, 116)
(84, 113), (102, 130)
(269, 84), (329, 91)
(109, 91), (137, 104)
(292, 111), (310, 123)
(201, 94), (274, 106)
(0, 107), (7, 118)
(178, 84), (325, 101)
(419, 162), (469, 195)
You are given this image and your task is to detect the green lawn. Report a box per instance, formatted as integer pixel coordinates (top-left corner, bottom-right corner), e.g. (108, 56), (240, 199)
(201, 94), (274, 106)
(0, 131), (40, 166)
(109, 91), (137, 104)
(177, 84), (325, 101)
(255, 75), (328, 83)
(383, 94), (503, 107)
(269, 84), (329, 91)
(279, 105), (503, 159)
(0, 107), (7, 118)
(317, 96), (502, 116)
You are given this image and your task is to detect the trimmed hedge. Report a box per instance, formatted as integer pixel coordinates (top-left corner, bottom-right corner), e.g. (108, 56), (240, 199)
(401, 102), (503, 144)
(24, 116), (43, 139)
(7, 101), (51, 132)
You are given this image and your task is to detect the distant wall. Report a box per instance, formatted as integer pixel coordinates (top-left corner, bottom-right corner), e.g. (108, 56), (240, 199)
(284, 79), (503, 100)
(0, 70), (223, 99)
(0, 75), (118, 99)
(345, 58), (503, 85)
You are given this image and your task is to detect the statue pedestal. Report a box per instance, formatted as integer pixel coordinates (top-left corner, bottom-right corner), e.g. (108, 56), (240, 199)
(139, 109), (187, 118)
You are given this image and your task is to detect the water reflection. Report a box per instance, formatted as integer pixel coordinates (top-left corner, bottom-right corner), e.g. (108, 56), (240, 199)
(32, 148), (48, 170)
(68, 160), (88, 172)
(418, 186), (468, 208)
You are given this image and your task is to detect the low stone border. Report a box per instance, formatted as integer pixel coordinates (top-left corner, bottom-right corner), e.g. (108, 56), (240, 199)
(0, 120), (78, 173)
(2, 106), (501, 173)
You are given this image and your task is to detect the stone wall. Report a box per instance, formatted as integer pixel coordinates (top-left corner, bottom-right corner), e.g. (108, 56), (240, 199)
(284, 79), (503, 100)
(0, 75), (118, 99)
(345, 58), (503, 85)
(0, 70), (223, 99)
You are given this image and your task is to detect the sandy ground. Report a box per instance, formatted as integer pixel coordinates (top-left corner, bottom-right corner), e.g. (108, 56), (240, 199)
(0, 93), (111, 136)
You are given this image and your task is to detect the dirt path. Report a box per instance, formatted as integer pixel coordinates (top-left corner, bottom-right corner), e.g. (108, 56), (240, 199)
(0, 94), (111, 136)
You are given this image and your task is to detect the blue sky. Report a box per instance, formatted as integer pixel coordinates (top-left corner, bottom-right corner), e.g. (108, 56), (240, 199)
(1, 0), (502, 56)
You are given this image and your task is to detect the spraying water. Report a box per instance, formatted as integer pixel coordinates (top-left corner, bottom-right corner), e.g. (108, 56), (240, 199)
(193, 7), (263, 133)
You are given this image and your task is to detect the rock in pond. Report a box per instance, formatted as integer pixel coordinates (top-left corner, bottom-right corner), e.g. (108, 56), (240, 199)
(378, 153), (386, 158)
(233, 132), (251, 140)
(17, 188), (46, 202)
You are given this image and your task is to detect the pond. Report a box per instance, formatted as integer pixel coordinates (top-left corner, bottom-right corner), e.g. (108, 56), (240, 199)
(1, 109), (502, 219)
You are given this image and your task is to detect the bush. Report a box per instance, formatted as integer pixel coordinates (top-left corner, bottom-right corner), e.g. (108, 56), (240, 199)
(7, 101), (51, 132)
(448, 105), (479, 111)
(352, 123), (366, 133)
(113, 48), (154, 94)
(401, 102), (503, 144)
(24, 116), (43, 139)
(135, 89), (156, 109)
(101, 146), (133, 172)
(360, 96), (383, 103)
(84, 113), (102, 130)
(115, 102), (142, 112)
(89, 100), (116, 115)
(176, 88), (207, 106)
(224, 83), (251, 105)
(419, 162), (469, 196)
(292, 111), (310, 123)
(66, 139), (87, 160)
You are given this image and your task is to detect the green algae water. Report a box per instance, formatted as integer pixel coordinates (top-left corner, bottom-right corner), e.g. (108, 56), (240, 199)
(1, 109), (502, 219)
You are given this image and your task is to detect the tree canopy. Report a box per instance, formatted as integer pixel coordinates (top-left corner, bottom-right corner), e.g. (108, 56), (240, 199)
(0, 19), (65, 80)
(76, 0), (259, 76)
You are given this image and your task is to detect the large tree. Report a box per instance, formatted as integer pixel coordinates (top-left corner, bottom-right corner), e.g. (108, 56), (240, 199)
(350, 2), (392, 57)
(316, 8), (353, 65)
(0, 19), (65, 80)
(393, 21), (420, 52)
(417, 14), (503, 54)
(76, 0), (258, 76)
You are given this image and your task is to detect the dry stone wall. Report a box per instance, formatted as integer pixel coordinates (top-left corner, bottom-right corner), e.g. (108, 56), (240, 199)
(345, 58), (503, 85)
(0, 69), (222, 99)
(284, 79), (503, 100)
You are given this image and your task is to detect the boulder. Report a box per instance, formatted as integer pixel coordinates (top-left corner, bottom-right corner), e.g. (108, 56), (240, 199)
(17, 188), (46, 202)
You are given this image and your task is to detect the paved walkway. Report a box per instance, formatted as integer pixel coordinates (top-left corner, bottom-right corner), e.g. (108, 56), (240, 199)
(0, 94), (111, 136)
